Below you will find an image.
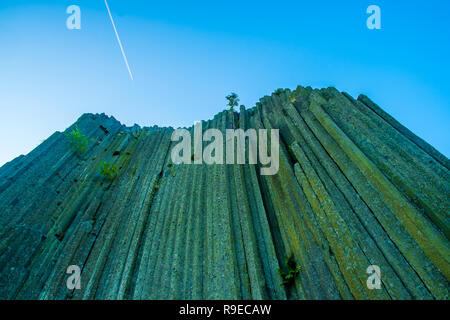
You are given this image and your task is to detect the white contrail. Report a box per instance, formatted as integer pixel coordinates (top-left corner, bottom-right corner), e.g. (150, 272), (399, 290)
(104, 0), (134, 80)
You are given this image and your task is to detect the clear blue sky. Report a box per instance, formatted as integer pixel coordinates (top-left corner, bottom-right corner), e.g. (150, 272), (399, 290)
(0, 0), (449, 166)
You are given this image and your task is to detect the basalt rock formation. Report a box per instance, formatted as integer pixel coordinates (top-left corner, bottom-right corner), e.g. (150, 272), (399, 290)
(0, 86), (449, 300)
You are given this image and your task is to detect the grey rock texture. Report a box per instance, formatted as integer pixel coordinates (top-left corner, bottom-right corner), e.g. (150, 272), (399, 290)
(0, 86), (448, 299)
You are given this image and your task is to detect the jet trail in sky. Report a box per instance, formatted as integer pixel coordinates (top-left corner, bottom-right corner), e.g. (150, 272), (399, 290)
(104, 0), (134, 80)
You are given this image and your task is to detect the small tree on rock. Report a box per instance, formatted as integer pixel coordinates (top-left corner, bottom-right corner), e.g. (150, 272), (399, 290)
(226, 92), (239, 128)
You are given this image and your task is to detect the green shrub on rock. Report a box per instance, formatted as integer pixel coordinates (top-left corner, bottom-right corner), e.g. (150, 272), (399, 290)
(65, 126), (89, 153)
(278, 255), (301, 287)
(99, 161), (118, 180)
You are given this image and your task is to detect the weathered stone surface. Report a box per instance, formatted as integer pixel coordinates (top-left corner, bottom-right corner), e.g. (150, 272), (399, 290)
(0, 87), (448, 300)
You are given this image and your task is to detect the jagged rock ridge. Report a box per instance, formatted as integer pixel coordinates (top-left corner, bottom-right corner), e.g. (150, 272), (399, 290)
(0, 86), (449, 300)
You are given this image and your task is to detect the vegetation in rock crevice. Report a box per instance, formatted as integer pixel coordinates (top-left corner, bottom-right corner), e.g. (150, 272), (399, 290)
(278, 255), (301, 287)
(99, 161), (118, 180)
(65, 126), (90, 153)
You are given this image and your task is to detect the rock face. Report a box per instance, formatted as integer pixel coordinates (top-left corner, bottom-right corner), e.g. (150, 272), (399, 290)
(0, 86), (448, 300)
